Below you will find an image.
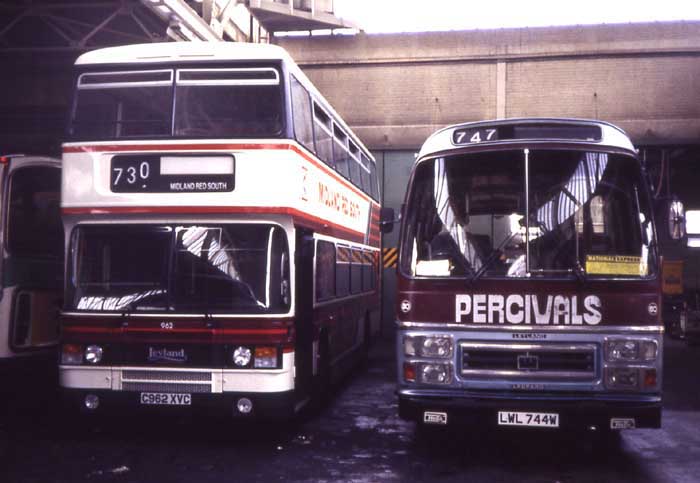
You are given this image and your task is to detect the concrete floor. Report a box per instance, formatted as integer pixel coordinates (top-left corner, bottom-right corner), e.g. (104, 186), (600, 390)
(1, 335), (699, 483)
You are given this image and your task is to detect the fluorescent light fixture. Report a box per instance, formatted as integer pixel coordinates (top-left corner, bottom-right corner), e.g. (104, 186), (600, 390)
(686, 210), (700, 235)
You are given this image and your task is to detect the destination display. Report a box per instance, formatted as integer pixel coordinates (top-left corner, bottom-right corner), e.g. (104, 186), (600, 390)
(452, 123), (602, 145)
(111, 154), (234, 193)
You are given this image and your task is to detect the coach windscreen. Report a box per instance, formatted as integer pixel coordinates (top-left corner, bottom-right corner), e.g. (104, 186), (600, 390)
(400, 149), (656, 279)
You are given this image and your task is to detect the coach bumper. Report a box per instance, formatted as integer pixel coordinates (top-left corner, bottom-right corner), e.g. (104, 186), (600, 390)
(398, 389), (662, 429)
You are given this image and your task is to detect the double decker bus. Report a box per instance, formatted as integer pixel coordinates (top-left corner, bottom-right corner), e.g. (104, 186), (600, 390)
(395, 118), (672, 431)
(59, 42), (381, 419)
(0, 155), (62, 390)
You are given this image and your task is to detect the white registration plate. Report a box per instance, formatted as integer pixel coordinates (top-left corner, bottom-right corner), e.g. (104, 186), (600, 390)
(498, 411), (559, 428)
(140, 392), (192, 406)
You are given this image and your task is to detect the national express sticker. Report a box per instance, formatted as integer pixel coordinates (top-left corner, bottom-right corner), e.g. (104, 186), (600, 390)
(585, 255), (647, 276)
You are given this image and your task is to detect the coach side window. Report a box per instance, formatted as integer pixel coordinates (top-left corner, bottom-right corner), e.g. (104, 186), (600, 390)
(313, 104), (334, 167)
(291, 76), (314, 153)
(315, 240), (336, 301)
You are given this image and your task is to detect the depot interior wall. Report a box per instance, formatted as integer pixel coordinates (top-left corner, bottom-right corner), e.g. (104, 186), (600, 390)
(304, 62), (497, 149)
(505, 55), (700, 141)
(278, 22), (700, 147)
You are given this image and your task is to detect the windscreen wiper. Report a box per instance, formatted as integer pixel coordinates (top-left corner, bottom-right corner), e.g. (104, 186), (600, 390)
(572, 261), (588, 282)
(468, 231), (520, 284)
(120, 303), (135, 328)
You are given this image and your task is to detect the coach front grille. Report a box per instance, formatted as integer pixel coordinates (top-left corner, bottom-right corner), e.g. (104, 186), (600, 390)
(460, 342), (597, 380)
(122, 382), (212, 393)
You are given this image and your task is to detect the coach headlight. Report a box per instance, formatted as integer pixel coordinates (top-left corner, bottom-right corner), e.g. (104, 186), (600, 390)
(84, 345), (103, 364)
(419, 363), (453, 384)
(605, 339), (657, 362)
(404, 336), (452, 358)
(233, 346), (252, 367)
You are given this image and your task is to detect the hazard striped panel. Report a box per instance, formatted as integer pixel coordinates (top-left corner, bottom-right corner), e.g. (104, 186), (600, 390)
(337, 246), (351, 263)
(383, 247), (398, 269)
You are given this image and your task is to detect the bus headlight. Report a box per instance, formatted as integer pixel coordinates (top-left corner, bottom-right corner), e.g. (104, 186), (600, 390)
(61, 344), (83, 365)
(605, 339), (657, 362)
(404, 336), (452, 358)
(232, 346), (252, 367)
(84, 345), (103, 364)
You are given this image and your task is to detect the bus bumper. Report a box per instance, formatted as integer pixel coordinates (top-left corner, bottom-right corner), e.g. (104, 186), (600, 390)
(61, 387), (297, 420)
(398, 390), (662, 430)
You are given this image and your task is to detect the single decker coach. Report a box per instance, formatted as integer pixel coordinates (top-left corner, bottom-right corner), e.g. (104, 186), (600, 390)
(395, 118), (679, 431)
(60, 42), (381, 419)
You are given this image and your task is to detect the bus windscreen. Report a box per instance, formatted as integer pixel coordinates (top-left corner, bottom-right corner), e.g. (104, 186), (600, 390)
(68, 224), (290, 314)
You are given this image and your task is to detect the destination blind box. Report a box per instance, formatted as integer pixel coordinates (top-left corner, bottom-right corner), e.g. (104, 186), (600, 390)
(452, 122), (602, 145)
(110, 154), (235, 193)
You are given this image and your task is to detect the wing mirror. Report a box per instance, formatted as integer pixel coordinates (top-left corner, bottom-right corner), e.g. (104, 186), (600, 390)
(667, 198), (686, 241)
(380, 207), (399, 234)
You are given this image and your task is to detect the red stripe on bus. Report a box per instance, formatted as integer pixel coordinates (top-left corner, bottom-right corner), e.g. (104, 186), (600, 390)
(62, 141), (381, 207)
(63, 326), (288, 336)
(127, 328), (289, 336)
(62, 327), (116, 334)
(62, 205), (367, 241)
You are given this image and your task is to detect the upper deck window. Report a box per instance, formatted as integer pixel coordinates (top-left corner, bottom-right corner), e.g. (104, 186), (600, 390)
(313, 104), (333, 165)
(174, 68), (283, 138)
(290, 75), (314, 152)
(177, 68), (278, 84)
(333, 126), (350, 178)
(72, 70), (173, 139)
(78, 70), (173, 87)
(69, 67), (284, 141)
